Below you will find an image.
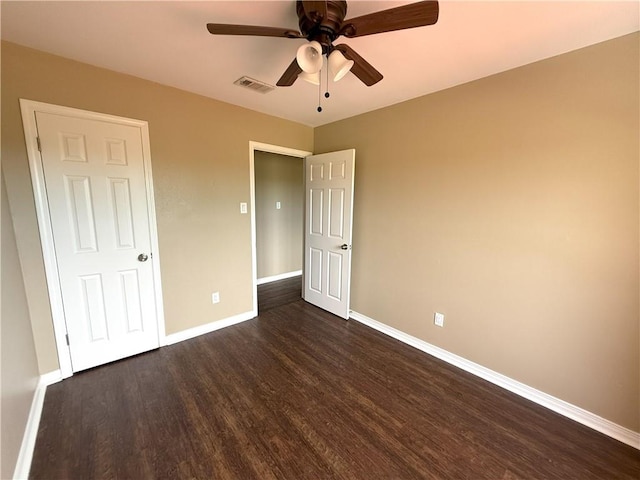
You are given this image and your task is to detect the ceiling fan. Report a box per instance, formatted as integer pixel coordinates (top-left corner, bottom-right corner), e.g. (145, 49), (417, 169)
(206, 1), (439, 88)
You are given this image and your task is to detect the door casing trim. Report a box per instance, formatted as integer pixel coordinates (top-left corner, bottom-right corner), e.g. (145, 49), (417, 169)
(19, 99), (166, 378)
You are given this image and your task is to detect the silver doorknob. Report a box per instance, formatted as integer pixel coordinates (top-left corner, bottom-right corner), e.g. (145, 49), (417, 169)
(340, 244), (349, 250)
(137, 253), (149, 262)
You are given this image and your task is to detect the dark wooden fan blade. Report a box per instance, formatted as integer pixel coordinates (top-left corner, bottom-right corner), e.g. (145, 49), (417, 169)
(334, 44), (383, 86)
(276, 58), (302, 86)
(206, 24), (303, 38)
(339, 1), (439, 38)
(301, 1), (327, 22)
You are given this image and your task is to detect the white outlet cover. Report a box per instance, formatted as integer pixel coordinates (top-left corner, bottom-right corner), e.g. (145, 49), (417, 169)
(434, 312), (445, 327)
(240, 202), (247, 214)
(212, 292), (220, 304)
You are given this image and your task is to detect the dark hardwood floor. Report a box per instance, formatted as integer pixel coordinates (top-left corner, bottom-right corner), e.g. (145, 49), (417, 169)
(257, 275), (302, 312)
(30, 278), (639, 479)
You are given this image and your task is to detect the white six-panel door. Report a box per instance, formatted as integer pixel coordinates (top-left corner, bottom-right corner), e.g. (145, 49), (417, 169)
(36, 111), (160, 372)
(304, 149), (355, 319)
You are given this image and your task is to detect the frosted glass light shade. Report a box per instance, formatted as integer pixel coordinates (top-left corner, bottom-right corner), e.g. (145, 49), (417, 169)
(298, 70), (320, 85)
(296, 41), (323, 74)
(328, 50), (354, 82)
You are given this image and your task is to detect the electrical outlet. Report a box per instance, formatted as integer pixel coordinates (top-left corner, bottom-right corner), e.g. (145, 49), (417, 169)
(276, 201), (281, 210)
(212, 292), (220, 304)
(434, 312), (445, 327)
(240, 202), (247, 214)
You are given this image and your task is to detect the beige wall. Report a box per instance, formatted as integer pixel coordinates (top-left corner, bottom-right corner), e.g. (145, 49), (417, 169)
(1, 172), (41, 479)
(255, 151), (303, 279)
(1, 41), (313, 373)
(315, 33), (640, 431)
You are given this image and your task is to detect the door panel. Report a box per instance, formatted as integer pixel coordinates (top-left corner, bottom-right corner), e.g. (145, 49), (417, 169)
(328, 188), (345, 237)
(304, 149), (355, 319)
(65, 175), (98, 251)
(80, 274), (108, 341)
(327, 251), (343, 300)
(109, 178), (136, 248)
(36, 111), (160, 372)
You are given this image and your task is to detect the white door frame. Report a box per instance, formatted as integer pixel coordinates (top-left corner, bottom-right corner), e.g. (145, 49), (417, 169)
(248, 141), (312, 315)
(20, 99), (166, 378)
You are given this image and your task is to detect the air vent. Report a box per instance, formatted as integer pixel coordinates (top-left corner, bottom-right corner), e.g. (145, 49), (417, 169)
(233, 76), (276, 94)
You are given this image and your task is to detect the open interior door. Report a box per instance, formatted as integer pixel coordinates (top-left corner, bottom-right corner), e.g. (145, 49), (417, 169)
(304, 149), (355, 319)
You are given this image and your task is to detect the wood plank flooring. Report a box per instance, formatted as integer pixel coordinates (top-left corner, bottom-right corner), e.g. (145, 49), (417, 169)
(257, 275), (302, 313)
(30, 278), (639, 479)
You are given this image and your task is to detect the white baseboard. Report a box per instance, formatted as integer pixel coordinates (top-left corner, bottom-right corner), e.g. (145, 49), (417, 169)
(13, 370), (63, 480)
(164, 310), (255, 346)
(256, 270), (302, 285)
(349, 311), (640, 450)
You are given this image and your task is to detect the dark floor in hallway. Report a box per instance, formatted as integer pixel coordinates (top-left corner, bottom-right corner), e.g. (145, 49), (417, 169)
(258, 275), (302, 312)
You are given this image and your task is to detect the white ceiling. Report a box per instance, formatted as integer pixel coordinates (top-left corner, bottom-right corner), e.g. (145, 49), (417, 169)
(2, 1), (638, 127)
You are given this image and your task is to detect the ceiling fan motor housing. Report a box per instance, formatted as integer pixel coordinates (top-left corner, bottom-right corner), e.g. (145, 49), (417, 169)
(296, 0), (348, 52)
(207, 1), (439, 87)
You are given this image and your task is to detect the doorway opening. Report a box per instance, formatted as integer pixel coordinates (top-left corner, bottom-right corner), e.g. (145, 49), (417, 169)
(249, 142), (311, 315)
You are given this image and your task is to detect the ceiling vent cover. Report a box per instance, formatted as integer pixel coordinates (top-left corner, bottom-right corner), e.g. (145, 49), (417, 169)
(234, 76), (275, 94)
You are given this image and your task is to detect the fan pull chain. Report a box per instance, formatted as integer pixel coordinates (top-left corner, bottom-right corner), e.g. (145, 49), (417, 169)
(325, 65), (330, 99)
(316, 59), (331, 113)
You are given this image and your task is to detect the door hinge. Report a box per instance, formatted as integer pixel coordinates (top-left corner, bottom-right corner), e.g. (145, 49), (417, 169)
(65, 333), (69, 346)
(36, 137), (42, 152)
